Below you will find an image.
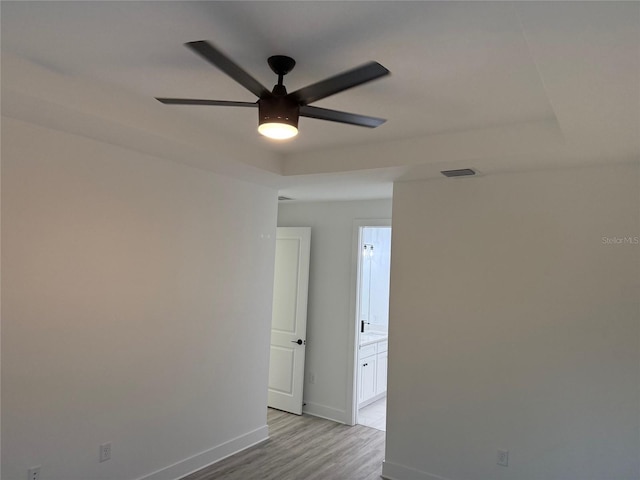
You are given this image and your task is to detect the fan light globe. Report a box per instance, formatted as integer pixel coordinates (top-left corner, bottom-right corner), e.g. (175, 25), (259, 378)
(258, 122), (298, 140)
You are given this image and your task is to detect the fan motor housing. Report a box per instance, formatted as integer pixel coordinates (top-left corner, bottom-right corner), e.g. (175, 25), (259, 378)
(258, 96), (299, 129)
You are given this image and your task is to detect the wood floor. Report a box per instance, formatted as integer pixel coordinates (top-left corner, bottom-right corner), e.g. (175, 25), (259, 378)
(181, 408), (386, 480)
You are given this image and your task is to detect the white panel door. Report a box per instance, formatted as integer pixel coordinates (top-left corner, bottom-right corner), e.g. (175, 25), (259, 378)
(268, 227), (311, 415)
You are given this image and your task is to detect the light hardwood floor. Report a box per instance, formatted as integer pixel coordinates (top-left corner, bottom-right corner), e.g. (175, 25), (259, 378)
(181, 408), (386, 480)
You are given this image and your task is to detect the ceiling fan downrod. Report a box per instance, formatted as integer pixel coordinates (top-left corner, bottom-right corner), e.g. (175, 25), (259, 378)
(267, 55), (296, 96)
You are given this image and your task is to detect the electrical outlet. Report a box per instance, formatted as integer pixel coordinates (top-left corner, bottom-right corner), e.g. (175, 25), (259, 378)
(497, 449), (509, 467)
(28, 466), (41, 480)
(99, 442), (112, 463)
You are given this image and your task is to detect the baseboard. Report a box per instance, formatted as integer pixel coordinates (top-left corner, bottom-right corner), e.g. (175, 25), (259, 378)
(137, 425), (269, 480)
(302, 401), (347, 424)
(381, 461), (453, 480)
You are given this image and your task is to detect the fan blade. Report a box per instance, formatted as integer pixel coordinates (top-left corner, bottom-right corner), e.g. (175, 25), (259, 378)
(299, 105), (386, 128)
(290, 62), (389, 106)
(185, 41), (271, 99)
(156, 98), (258, 107)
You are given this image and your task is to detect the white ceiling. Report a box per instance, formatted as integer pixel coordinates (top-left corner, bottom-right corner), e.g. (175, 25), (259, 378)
(2, 1), (638, 201)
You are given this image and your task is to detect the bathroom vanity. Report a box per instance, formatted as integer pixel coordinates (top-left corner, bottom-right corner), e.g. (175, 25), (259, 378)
(358, 333), (388, 407)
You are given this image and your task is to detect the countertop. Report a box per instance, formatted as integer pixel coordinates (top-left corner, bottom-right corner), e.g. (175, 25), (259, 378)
(359, 332), (388, 347)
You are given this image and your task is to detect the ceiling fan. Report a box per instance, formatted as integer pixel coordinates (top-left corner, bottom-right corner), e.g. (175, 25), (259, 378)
(156, 41), (390, 140)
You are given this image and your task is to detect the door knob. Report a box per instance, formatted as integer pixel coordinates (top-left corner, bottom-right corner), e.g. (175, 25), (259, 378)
(291, 339), (304, 345)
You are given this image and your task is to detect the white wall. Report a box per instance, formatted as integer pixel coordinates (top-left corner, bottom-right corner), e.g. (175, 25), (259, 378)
(384, 164), (640, 480)
(278, 199), (392, 423)
(1, 118), (278, 480)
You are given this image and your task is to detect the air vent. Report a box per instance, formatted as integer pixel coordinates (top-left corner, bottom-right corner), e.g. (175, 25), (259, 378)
(278, 196), (293, 201)
(441, 168), (476, 178)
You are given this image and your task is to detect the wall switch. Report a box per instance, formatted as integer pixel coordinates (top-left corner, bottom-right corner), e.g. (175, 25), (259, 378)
(309, 372), (316, 384)
(28, 466), (41, 480)
(497, 449), (509, 467)
(99, 442), (112, 462)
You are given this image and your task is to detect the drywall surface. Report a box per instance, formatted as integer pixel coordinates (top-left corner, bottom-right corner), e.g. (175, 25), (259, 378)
(1, 118), (277, 480)
(278, 199), (392, 423)
(0, 114), (3, 480)
(384, 163), (640, 480)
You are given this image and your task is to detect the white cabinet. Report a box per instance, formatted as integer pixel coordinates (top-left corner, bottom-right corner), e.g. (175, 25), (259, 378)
(358, 337), (388, 407)
(375, 351), (387, 396)
(359, 355), (377, 403)
(375, 340), (388, 396)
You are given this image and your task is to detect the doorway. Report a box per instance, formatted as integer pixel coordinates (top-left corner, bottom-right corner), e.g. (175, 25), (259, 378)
(355, 225), (391, 431)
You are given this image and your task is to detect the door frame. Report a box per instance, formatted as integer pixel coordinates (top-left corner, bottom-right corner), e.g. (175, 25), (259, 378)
(346, 218), (391, 426)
